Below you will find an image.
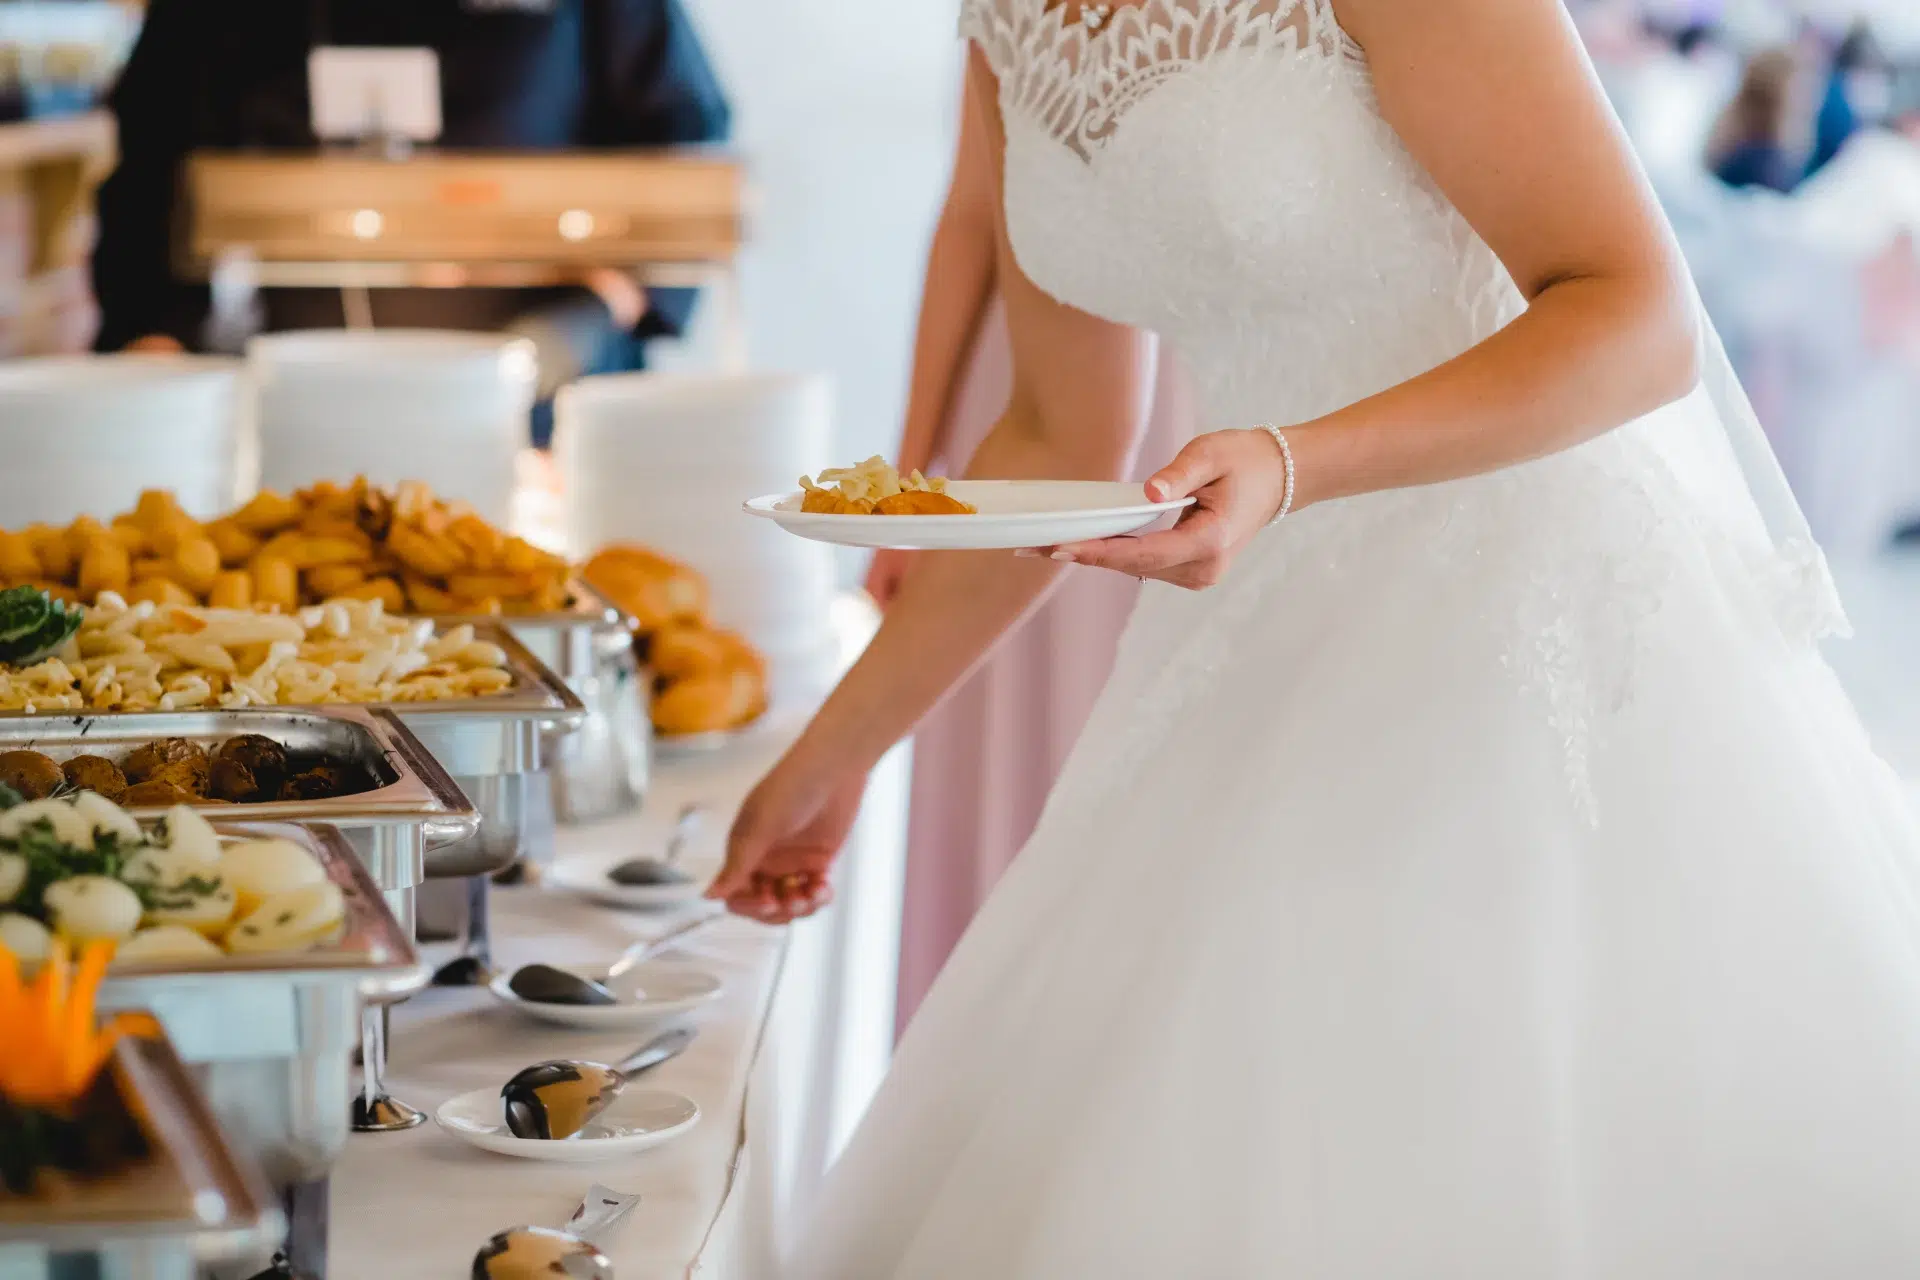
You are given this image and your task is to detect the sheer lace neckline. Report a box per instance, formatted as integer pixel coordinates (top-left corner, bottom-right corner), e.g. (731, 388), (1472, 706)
(963, 0), (1367, 161)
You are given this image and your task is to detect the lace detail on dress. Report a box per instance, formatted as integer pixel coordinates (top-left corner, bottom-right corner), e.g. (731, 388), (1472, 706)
(960, 0), (1365, 161)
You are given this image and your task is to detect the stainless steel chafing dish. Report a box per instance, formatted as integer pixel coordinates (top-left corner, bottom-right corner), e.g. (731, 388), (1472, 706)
(94, 822), (427, 1192)
(436, 582), (650, 830)
(0, 1029), (285, 1280)
(0, 705), (480, 910)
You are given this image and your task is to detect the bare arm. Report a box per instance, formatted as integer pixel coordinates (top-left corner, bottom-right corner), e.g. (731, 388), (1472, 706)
(712, 52), (1156, 910)
(1061, 0), (1699, 580)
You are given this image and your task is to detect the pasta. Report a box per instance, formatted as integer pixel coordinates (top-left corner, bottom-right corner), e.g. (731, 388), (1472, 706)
(0, 594), (513, 713)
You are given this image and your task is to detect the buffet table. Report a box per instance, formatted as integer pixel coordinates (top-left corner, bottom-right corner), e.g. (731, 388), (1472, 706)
(329, 599), (908, 1278)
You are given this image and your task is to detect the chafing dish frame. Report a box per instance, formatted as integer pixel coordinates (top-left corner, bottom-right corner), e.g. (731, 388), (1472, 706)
(94, 822), (427, 1187)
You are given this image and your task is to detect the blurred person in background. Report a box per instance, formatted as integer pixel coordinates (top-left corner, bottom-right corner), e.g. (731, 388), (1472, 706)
(868, 76), (1192, 1036)
(1707, 46), (1815, 192)
(89, 0), (730, 448)
(1805, 20), (1892, 179)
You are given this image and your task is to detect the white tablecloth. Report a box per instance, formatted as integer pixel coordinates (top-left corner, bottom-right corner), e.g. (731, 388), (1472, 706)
(329, 602), (906, 1278)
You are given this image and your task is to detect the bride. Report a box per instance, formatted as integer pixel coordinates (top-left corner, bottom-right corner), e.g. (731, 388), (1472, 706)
(713, 0), (1920, 1273)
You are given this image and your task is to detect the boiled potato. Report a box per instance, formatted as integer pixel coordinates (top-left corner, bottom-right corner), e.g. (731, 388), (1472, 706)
(70, 790), (144, 845)
(141, 881), (237, 938)
(116, 925), (223, 966)
(45, 875), (144, 943)
(156, 804), (222, 868)
(0, 853), (24, 904)
(0, 798), (95, 846)
(0, 912), (51, 963)
(219, 837), (325, 915)
(225, 881), (345, 953)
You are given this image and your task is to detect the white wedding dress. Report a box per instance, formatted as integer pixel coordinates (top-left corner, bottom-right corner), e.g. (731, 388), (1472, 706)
(787, 2), (1920, 1275)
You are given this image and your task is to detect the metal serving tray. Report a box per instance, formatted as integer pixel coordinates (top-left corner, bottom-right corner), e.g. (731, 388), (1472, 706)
(0, 705), (482, 902)
(0, 1031), (284, 1280)
(95, 822), (427, 1187)
(387, 621), (586, 778)
(433, 579), (635, 683)
(0, 704), (476, 835)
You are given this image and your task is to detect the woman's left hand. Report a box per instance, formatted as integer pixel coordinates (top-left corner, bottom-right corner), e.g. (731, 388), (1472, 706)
(1030, 429), (1295, 590)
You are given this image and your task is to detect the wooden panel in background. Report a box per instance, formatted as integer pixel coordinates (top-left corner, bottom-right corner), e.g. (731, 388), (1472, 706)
(184, 149), (745, 276)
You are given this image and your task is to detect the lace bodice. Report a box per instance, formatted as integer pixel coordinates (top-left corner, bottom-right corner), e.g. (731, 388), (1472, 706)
(959, 0), (1840, 820)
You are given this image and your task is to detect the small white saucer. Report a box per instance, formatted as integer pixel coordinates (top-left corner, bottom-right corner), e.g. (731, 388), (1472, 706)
(435, 1086), (700, 1161)
(544, 856), (719, 911)
(487, 961), (724, 1030)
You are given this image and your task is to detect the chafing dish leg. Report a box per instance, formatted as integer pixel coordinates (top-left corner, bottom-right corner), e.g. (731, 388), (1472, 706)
(350, 1003), (424, 1132)
(430, 875), (497, 987)
(279, 1177), (329, 1280)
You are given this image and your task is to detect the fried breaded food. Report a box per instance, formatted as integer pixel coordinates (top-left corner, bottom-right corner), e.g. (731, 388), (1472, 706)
(798, 458), (973, 514)
(874, 490), (974, 516)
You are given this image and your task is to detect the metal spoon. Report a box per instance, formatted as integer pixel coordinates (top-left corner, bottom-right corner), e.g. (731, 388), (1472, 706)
(471, 1225), (614, 1279)
(505, 912), (723, 1006)
(606, 804), (704, 887)
(501, 1026), (696, 1140)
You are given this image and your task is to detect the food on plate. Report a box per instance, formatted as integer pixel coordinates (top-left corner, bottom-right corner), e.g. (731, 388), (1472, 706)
(0, 481), (573, 616)
(0, 586), (84, 668)
(0, 750), (63, 800)
(581, 544), (768, 737)
(798, 458), (975, 516)
(0, 790), (342, 962)
(0, 738), (367, 809)
(0, 594), (512, 713)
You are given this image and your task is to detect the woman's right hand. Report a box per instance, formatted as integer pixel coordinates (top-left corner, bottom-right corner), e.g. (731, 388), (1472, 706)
(708, 752), (869, 924)
(863, 547), (915, 609)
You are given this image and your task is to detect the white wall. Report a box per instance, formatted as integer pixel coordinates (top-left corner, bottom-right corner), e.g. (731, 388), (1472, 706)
(664, 0), (966, 580)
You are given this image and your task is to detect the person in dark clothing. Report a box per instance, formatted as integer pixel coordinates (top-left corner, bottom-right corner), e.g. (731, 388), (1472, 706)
(1706, 47), (1810, 195)
(91, 0), (730, 447)
(1805, 22), (1889, 182)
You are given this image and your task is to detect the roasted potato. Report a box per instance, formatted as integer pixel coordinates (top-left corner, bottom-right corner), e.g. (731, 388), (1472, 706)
(0, 750), (64, 800)
(62, 755), (128, 802)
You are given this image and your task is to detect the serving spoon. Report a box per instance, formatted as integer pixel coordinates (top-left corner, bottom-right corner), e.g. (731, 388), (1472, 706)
(504, 911), (723, 1006)
(605, 804), (705, 888)
(501, 1026), (696, 1140)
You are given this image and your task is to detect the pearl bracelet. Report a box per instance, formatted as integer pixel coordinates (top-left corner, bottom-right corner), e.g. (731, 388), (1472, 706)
(1260, 424), (1296, 526)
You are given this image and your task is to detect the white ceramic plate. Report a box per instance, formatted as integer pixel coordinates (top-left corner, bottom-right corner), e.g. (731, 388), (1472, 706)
(544, 856), (720, 910)
(743, 480), (1193, 550)
(487, 962), (724, 1030)
(435, 1086), (700, 1162)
